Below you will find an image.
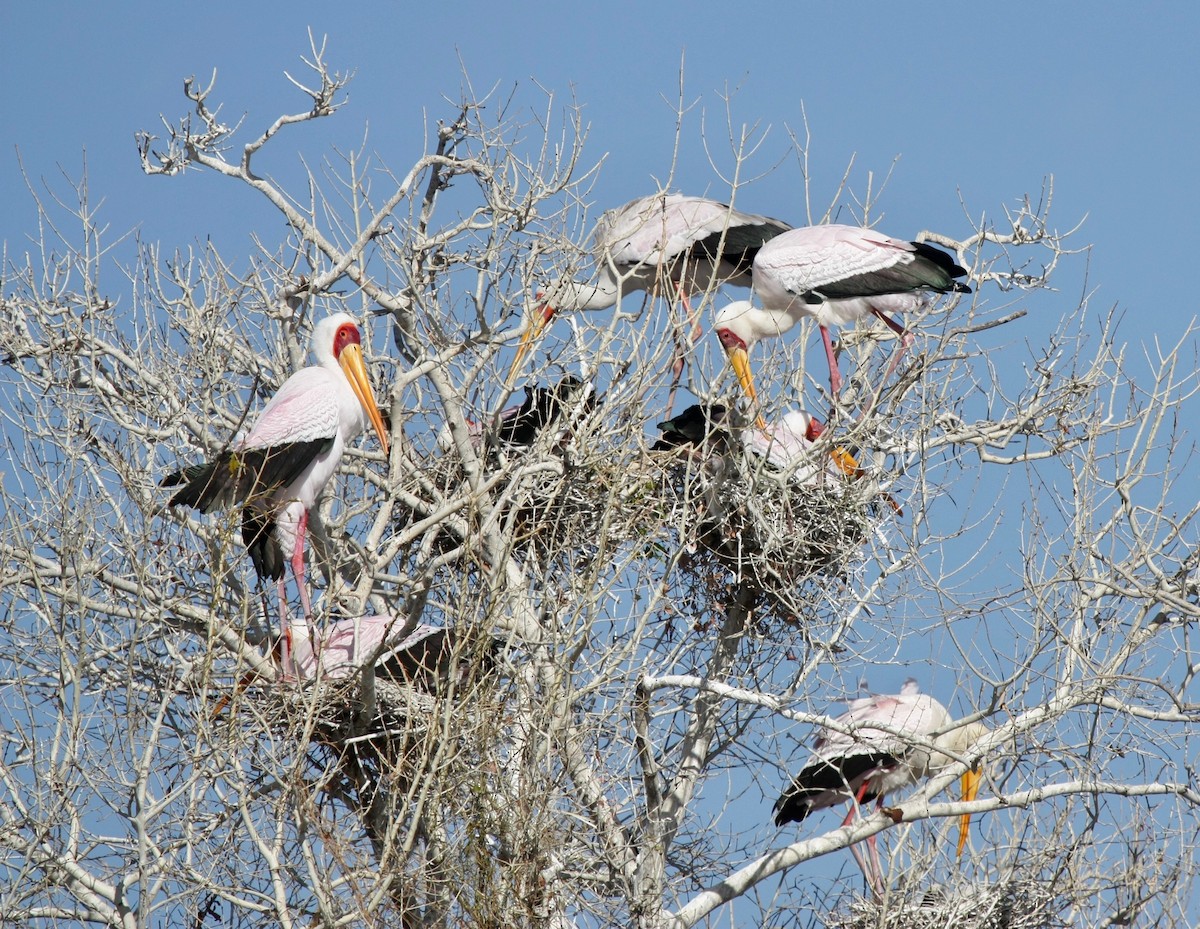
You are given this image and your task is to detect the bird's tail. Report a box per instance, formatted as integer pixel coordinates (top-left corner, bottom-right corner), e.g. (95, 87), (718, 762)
(242, 506), (285, 581)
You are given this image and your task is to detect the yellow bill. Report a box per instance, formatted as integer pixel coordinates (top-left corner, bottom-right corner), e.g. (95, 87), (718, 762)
(723, 343), (767, 431)
(505, 302), (555, 388)
(338, 342), (389, 455)
(957, 766), (982, 859)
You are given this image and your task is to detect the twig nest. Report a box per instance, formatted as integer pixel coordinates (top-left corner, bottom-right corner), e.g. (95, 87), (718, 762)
(827, 879), (1062, 929)
(651, 404), (875, 598)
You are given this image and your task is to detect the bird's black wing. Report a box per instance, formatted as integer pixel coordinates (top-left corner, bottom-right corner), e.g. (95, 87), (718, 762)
(495, 376), (594, 447)
(161, 438), (333, 513)
(688, 218), (792, 277)
(773, 751), (899, 826)
(652, 403), (729, 451)
(163, 438), (333, 582)
(813, 242), (971, 301)
(377, 628), (502, 695)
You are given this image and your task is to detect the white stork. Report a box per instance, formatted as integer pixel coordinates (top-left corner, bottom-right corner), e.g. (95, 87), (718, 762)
(715, 224), (970, 422)
(506, 193), (791, 387)
(162, 313), (389, 664)
(774, 680), (985, 896)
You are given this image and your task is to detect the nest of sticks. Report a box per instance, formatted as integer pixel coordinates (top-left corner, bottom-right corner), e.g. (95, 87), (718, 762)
(394, 384), (659, 574)
(827, 878), (1064, 929)
(651, 427), (872, 598)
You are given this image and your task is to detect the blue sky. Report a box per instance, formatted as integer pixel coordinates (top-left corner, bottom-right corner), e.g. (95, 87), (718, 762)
(2, 2), (1197, 918)
(4, 2), (1196, 311)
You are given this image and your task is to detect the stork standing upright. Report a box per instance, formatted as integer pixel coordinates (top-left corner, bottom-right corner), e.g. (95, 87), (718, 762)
(162, 313), (389, 662)
(715, 224), (970, 422)
(774, 680), (985, 897)
(506, 193), (791, 393)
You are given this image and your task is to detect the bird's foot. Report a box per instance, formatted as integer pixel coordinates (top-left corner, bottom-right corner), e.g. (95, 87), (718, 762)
(880, 806), (905, 824)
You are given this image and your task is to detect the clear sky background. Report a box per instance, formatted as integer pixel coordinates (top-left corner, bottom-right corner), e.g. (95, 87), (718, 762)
(3, 1), (1195, 327)
(2, 2), (1196, 918)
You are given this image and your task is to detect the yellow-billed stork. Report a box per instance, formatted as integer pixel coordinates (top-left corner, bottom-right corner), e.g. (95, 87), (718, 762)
(715, 224), (970, 420)
(775, 680), (985, 896)
(507, 193), (790, 386)
(162, 313), (389, 661)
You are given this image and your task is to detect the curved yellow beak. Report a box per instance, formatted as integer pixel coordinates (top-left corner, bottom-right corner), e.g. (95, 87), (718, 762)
(830, 446), (861, 478)
(338, 342), (389, 455)
(723, 344), (767, 431)
(956, 766), (982, 859)
(505, 302), (555, 388)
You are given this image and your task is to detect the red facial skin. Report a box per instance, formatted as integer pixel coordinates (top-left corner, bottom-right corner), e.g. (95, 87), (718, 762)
(332, 323), (362, 359)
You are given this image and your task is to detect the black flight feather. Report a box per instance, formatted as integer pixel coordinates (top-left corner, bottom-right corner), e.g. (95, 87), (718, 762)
(687, 216), (792, 277)
(162, 437), (333, 580)
(161, 439), (333, 513)
(812, 240), (971, 302)
(773, 751), (901, 826)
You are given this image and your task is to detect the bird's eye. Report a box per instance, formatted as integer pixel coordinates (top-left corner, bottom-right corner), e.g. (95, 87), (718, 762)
(716, 328), (746, 351)
(333, 323), (362, 358)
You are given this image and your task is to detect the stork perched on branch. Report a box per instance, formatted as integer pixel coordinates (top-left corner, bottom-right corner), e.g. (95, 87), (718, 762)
(162, 313), (389, 666)
(507, 193), (791, 395)
(716, 225), (970, 423)
(775, 680), (985, 896)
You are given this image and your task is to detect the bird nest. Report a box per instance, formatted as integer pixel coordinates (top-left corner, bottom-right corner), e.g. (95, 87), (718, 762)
(652, 440), (872, 601)
(499, 447), (659, 563)
(226, 623), (503, 748)
(395, 382), (656, 573)
(252, 635), (506, 833)
(826, 879), (1064, 929)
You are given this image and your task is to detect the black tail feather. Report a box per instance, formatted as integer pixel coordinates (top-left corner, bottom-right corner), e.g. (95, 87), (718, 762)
(773, 751), (898, 826)
(242, 506), (284, 581)
(690, 216), (793, 277)
(910, 241), (972, 293)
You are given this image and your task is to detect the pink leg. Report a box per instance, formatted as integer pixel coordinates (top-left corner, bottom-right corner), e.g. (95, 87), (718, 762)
(842, 802), (876, 894)
(842, 781), (885, 897)
(277, 574), (293, 679)
(680, 286), (704, 345)
(872, 307), (915, 386)
(864, 796), (891, 898)
(820, 325), (843, 398)
(291, 509), (313, 621)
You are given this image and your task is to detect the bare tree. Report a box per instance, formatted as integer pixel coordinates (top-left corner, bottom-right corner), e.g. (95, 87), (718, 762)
(2, 36), (1197, 929)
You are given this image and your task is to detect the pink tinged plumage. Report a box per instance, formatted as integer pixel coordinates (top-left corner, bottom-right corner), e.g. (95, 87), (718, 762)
(715, 224), (970, 414)
(774, 680), (986, 897)
(161, 313), (389, 650)
(506, 193), (791, 386)
(210, 618), (460, 717)
(741, 409), (832, 479)
(286, 616), (445, 681)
